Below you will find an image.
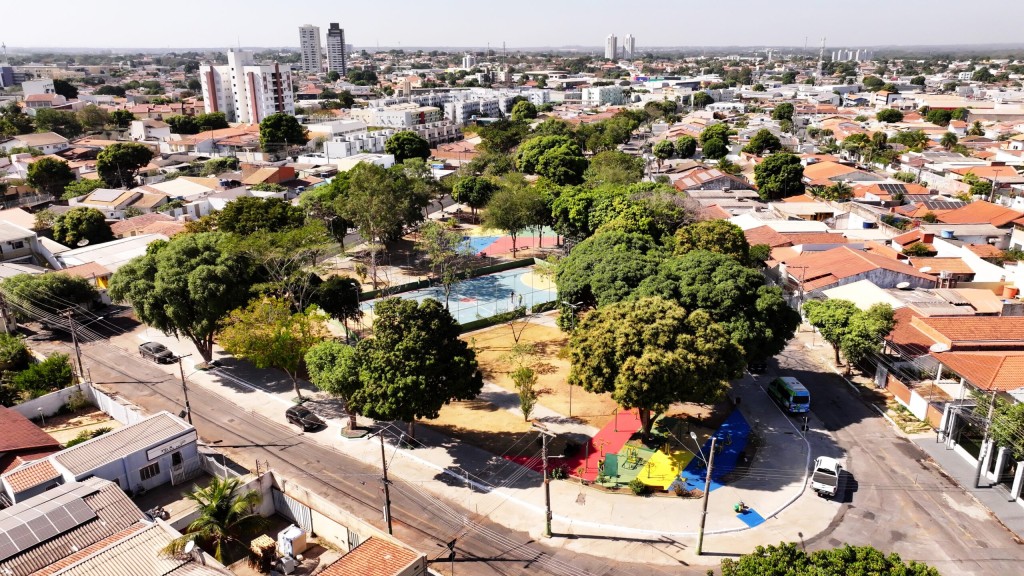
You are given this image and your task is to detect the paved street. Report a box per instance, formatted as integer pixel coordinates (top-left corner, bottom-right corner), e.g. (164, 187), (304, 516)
(777, 333), (1024, 576)
(29, 313), (1024, 576)
(36, 326), (697, 576)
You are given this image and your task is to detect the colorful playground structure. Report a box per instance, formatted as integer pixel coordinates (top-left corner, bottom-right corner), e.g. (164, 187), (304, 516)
(510, 407), (753, 493)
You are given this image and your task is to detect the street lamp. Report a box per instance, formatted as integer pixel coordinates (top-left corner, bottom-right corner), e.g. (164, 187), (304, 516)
(690, 431), (707, 467)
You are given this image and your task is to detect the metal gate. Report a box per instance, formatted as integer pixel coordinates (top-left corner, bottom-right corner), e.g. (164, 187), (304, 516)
(272, 489), (313, 533)
(171, 457), (202, 486)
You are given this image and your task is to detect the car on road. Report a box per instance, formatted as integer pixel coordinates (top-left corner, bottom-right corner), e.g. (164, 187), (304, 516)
(139, 342), (175, 363)
(811, 456), (842, 498)
(286, 405), (325, 431)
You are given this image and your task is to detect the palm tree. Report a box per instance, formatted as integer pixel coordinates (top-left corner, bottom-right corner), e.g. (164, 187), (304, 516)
(716, 158), (742, 175)
(941, 132), (959, 150)
(968, 121), (985, 136)
(163, 477), (270, 564)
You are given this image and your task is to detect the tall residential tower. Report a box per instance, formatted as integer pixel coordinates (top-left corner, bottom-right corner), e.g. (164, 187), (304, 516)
(623, 34), (636, 59)
(604, 33), (617, 60)
(199, 49), (295, 124)
(326, 23), (347, 75)
(298, 24), (323, 73)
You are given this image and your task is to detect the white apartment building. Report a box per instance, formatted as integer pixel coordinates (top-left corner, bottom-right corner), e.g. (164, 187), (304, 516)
(623, 34), (636, 59)
(444, 98), (508, 124)
(21, 79), (55, 97)
(298, 24), (323, 73)
(324, 129), (392, 158)
(582, 85), (625, 107)
(326, 23), (347, 75)
(351, 103), (443, 128)
(605, 34), (617, 60)
(462, 54), (477, 69)
(199, 49), (295, 124)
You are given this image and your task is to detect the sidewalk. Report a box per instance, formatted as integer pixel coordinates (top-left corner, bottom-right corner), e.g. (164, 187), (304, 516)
(113, 325), (840, 567)
(912, 435), (1024, 537)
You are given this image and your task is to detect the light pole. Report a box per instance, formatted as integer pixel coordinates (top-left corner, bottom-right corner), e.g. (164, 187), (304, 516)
(560, 301), (582, 417)
(366, 429), (394, 535)
(689, 431), (707, 467)
(532, 422), (563, 538)
(62, 311), (105, 381)
(696, 436), (718, 556)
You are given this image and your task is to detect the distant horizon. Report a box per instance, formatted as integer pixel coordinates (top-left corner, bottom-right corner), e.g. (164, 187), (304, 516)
(7, 42), (1024, 55)
(6, 0), (1024, 51)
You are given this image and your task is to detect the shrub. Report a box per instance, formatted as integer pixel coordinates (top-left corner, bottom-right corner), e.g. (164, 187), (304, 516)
(13, 353), (75, 396)
(64, 388), (90, 412)
(628, 478), (648, 496)
(0, 333), (29, 372)
(549, 466), (567, 480)
(64, 426), (112, 448)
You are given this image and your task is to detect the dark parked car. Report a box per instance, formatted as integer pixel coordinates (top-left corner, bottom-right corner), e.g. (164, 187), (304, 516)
(286, 405), (324, 431)
(139, 342), (175, 363)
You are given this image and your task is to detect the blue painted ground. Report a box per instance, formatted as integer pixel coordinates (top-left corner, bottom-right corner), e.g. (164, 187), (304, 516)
(737, 508), (765, 528)
(461, 236), (501, 254)
(360, 267), (557, 325)
(678, 409), (751, 493)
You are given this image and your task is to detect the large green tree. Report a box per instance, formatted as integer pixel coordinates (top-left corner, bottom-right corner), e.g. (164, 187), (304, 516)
(218, 197), (305, 236)
(219, 297), (328, 399)
(339, 162), (430, 287)
(53, 79), (78, 100)
(259, 113), (309, 152)
(673, 220), (749, 261)
(742, 129), (782, 155)
(26, 157), (76, 196)
(771, 102), (794, 121)
(804, 300), (894, 371)
(515, 135), (588, 185)
(568, 297), (743, 440)
(510, 100), (538, 122)
(52, 207), (113, 247)
(109, 232), (254, 362)
(452, 176), (497, 216)
(96, 142), (154, 188)
(0, 273), (99, 318)
(555, 230), (666, 309)
(674, 135), (697, 159)
(163, 477), (270, 565)
(719, 543), (939, 576)
(0, 102), (34, 137)
(384, 130), (431, 163)
(634, 251), (800, 363)
(348, 298), (483, 438)
(33, 109), (83, 138)
(62, 178), (105, 201)
(306, 340), (362, 429)
(482, 180), (547, 256)
(583, 151), (644, 186)
(754, 152), (804, 201)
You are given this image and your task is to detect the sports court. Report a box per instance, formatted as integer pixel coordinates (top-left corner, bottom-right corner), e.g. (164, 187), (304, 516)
(359, 266), (557, 325)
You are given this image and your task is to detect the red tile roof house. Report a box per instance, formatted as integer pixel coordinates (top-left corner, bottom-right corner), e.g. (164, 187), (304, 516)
(777, 246), (937, 298)
(0, 405), (61, 475)
(885, 314), (1024, 494)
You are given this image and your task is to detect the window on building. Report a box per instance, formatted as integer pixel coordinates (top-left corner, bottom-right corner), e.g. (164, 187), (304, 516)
(9, 241), (24, 249)
(139, 462), (160, 481)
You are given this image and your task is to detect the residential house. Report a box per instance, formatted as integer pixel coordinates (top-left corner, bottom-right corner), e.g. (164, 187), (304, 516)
(0, 132), (70, 155)
(777, 245), (937, 297)
(110, 213), (176, 238)
(672, 168), (751, 192)
(0, 411), (198, 505)
(319, 537), (427, 576)
(0, 221), (61, 267)
(129, 119), (172, 142)
(59, 262), (114, 302)
(54, 234), (169, 273)
(0, 405), (61, 474)
(70, 188), (142, 219)
(23, 93), (68, 113)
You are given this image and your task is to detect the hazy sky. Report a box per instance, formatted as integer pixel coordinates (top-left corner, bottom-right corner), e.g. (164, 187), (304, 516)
(7, 0), (1024, 50)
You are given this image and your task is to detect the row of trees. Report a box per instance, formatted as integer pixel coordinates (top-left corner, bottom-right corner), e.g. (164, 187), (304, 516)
(0, 102), (136, 139)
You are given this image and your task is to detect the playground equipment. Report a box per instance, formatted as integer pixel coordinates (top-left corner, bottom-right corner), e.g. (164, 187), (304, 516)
(624, 447), (644, 470)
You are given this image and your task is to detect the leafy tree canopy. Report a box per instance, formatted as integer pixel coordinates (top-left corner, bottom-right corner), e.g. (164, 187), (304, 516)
(674, 220), (749, 261)
(1, 273), (99, 318)
(384, 130), (431, 163)
(771, 102), (794, 121)
(96, 142), (154, 188)
(742, 129), (782, 155)
(754, 152), (804, 201)
(218, 197), (304, 236)
(516, 135), (587, 185)
(26, 157), (75, 196)
(584, 150), (644, 186)
(259, 113), (309, 152)
(52, 207), (113, 247)
(108, 232), (255, 361)
(720, 543), (939, 576)
(555, 229), (666, 309)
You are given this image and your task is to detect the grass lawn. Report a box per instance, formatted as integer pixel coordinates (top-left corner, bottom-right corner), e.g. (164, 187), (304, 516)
(463, 318), (619, 427)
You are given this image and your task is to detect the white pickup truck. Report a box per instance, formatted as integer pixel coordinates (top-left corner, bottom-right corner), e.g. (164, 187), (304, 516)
(811, 456), (842, 499)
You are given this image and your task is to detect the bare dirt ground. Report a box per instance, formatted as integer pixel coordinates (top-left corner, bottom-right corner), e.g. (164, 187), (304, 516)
(463, 320), (619, 428)
(43, 409), (121, 445)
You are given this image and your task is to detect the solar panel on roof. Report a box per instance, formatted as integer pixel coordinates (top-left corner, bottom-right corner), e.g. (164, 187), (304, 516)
(26, 515), (58, 543)
(64, 499), (96, 525)
(47, 507), (76, 534)
(0, 533), (16, 562)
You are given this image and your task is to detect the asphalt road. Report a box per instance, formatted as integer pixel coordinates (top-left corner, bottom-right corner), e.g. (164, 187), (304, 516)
(774, 338), (1024, 576)
(47, 334), (703, 576)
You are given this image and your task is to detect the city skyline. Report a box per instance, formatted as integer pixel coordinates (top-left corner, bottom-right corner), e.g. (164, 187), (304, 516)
(6, 0), (1024, 50)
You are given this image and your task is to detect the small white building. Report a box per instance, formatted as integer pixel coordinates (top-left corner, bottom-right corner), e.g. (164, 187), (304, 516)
(0, 132), (69, 155)
(582, 85), (625, 107)
(335, 153), (395, 172)
(129, 119), (172, 142)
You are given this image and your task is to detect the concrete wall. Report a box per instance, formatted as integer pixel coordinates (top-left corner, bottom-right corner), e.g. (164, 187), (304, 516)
(86, 382), (147, 425)
(11, 383), (89, 419)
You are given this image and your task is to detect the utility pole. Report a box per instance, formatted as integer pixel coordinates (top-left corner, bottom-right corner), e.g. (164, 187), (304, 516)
(974, 390), (997, 488)
(696, 436), (718, 555)
(62, 309), (85, 379)
(379, 433), (394, 535)
(176, 354), (193, 425)
(533, 423), (556, 537)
